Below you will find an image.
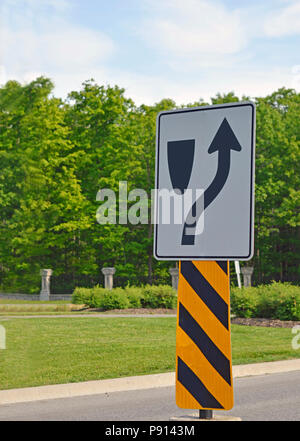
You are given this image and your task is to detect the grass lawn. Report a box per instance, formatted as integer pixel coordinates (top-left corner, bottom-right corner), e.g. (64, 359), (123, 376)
(0, 303), (84, 314)
(0, 311), (89, 316)
(0, 299), (70, 304)
(0, 317), (299, 390)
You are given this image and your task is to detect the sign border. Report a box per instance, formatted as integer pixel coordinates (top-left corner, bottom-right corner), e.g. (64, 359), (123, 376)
(154, 101), (256, 261)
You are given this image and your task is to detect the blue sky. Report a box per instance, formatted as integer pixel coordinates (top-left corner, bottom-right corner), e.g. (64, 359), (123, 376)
(1, 0), (300, 104)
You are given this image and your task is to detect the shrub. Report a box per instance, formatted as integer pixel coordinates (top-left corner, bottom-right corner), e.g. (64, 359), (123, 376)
(141, 285), (177, 309)
(98, 288), (130, 310)
(256, 282), (300, 320)
(73, 282), (299, 319)
(72, 284), (177, 310)
(231, 282), (300, 320)
(124, 287), (143, 308)
(72, 287), (95, 305)
(230, 287), (259, 318)
(97, 288), (130, 309)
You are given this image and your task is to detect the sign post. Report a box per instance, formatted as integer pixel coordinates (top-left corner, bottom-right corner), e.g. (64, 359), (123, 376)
(154, 102), (256, 418)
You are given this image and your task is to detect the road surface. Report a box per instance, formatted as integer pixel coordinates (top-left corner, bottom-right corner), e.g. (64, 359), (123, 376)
(0, 371), (299, 421)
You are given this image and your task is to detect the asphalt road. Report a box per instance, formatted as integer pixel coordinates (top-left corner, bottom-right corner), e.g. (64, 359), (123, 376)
(0, 371), (299, 421)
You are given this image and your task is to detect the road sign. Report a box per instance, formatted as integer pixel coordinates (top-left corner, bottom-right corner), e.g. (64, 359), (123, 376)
(154, 102), (255, 260)
(176, 260), (233, 410)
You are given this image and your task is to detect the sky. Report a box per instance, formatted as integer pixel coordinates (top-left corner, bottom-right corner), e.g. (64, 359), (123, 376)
(1, 0), (300, 105)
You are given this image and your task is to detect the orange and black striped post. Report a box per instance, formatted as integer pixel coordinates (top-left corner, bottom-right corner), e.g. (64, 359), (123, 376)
(176, 260), (233, 411)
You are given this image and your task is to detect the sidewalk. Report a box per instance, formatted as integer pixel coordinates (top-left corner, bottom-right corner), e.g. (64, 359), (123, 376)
(0, 358), (299, 406)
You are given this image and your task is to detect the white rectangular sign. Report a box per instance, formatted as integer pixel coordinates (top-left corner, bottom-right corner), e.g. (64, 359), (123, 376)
(154, 102), (255, 261)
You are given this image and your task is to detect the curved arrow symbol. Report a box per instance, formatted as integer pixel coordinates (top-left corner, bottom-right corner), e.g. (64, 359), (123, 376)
(182, 118), (242, 245)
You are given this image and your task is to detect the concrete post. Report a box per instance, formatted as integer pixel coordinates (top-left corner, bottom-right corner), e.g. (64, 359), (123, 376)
(40, 269), (53, 301)
(241, 266), (254, 287)
(101, 267), (116, 290)
(169, 267), (179, 291)
(234, 261), (242, 288)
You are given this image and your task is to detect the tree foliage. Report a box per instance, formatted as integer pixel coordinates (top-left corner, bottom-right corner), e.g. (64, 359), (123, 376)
(0, 78), (299, 293)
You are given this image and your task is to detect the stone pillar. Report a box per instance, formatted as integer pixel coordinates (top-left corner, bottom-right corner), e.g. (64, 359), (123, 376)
(241, 266), (254, 287)
(40, 269), (53, 301)
(169, 267), (179, 291)
(101, 267), (116, 290)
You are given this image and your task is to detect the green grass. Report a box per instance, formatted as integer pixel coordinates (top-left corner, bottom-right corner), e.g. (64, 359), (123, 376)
(0, 317), (298, 390)
(0, 311), (90, 316)
(0, 303), (84, 314)
(231, 324), (299, 364)
(0, 299), (70, 304)
(0, 312), (87, 316)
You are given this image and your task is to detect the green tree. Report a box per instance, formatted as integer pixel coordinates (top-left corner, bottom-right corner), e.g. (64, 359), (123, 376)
(0, 79), (298, 292)
(66, 81), (138, 286)
(0, 78), (89, 292)
(66, 81), (176, 286)
(254, 88), (300, 283)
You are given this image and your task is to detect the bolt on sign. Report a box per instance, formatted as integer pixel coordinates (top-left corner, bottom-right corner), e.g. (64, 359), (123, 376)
(154, 102), (256, 411)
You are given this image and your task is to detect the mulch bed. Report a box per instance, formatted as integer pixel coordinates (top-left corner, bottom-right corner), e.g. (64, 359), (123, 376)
(85, 308), (300, 328)
(89, 308), (177, 315)
(231, 317), (300, 328)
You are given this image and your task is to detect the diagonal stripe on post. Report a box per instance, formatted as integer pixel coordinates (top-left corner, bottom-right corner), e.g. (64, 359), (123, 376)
(176, 260), (234, 410)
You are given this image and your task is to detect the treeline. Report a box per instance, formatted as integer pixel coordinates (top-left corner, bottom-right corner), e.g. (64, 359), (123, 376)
(0, 78), (299, 293)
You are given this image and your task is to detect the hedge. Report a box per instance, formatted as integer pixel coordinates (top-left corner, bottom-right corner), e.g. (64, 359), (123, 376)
(72, 285), (177, 310)
(231, 282), (300, 320)
(73, 281), (300, 320)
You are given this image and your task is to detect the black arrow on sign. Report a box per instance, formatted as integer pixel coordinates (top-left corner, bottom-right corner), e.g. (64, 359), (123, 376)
(181, 118), (242, 245)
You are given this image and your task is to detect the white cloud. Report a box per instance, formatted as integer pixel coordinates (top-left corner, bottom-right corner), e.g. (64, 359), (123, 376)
(0, 0), (299, 105)
(0, 0), (115, 85)
(139, 0), (247, 67)
(264, 0), (300, 36)
(50, 64), (296, 107)
(2, 0), (70, 13)
(0, 66), (7, 85)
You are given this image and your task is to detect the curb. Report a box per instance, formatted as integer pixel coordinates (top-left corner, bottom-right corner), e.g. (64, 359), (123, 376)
(0, 358), (299, 406)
